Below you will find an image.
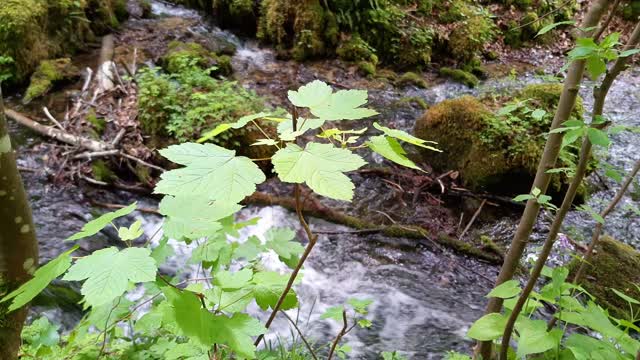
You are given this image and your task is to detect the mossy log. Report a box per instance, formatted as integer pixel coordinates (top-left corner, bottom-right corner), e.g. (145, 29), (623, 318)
(245, 192), (504, 264)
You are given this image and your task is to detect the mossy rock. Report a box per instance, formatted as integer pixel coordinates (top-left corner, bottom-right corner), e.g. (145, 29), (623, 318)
(414, 84), (584, 195)
(23, 58), (79, 104)
(395, 72), (428, 88)
(439, 67), (479, 88)
(336, 35), (378, 64)
(569, 236), (640, 320)
(357, 61), (376, 77)
(85, 0), (129, 35)
(449, 13), (495, 62)
(161, 41), (233, 76)
(92, 160), (118, 182)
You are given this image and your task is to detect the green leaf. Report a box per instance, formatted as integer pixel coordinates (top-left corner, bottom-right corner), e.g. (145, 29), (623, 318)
(162, 287), (217, 346)
(21, 317), (60, 348)
(1, 247), (77, 312)
(288, 80), (333, 109)
(486, 280), (521, 299)
(288, 81), (378, 121)
(367, 136), (420, 170)
(66, 203), (137, 241)
(156, 143), (265, 203)
(372, 122), (440, 151)
(513, 194), (533, 202)
(587, 128), (610, 147)
(611, 288), (640, 305)
(265, 227), (304, 268)
(197, 112), (272, 143)
(348, 298), (373, 314)
(214, 269), (253, 290)
(586, 56), (607, 80)
(531, 109), (547, 121)
(467, 313), (507, 341)
(159, 195), (241, 240)
(233, 235), (264, 261)
(206, 287), (253, 313)
(190, 235), (232, 267)
(212, 313), (265, 359)
(277, 117), (326, 140)
(620, 49), (640, 58)
(320, 305), (345, 321)
(515, 319), (562, 358)
(536, 20), (575, 36)
(272, 142), (366, 201)
(62, 247), (157, 307)
(251, 271), (299, 311)
(118, 220), (144, 241)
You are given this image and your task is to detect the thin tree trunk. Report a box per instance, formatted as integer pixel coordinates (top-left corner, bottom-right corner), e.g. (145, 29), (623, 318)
(475, 0), (611, 357)
(498, 22), (640, 357)
(0, 87), (39, 360)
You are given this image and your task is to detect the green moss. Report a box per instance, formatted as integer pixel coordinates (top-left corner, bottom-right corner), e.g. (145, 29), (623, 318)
(395, 72), (428, 88)
(439, 67), (479, 88)
(395, 96), (428, 110)
(86, 0), (129, 34)
(140, 0), (153, 18)
(449, 12), (495, 62)
(86, 109), (106, 135)
(92, 160), (117, 182)
(336, 35), (378, 64)
(569, 237), (640, 320)
(357, 61), (376, 77)
(23, 58), (78, 104)
(414, 84), (585, 194)
(162, 41), (233, 76)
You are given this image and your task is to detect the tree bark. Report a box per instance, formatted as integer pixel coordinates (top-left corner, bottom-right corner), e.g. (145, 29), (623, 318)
(0, 87), (39, 360)
(475, 0), (611, 357)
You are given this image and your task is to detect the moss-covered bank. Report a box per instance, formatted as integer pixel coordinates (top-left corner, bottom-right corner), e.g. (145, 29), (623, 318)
(0, 0), (128, 84)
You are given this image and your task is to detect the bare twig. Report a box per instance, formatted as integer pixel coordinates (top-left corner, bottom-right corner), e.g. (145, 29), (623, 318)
(73, 149), (119, 160)
(43, 107), (64, 130)
(119, 151), (165, 172)
(327, 310), (348, 360)
(459, 199), (486, 240)
(111, 128), (126, 146)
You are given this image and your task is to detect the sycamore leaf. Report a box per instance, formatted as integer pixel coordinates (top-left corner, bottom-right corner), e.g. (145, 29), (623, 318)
(515, 319), (562, 358)
(486, 280), (521, 299)
(264, 227), (304, 268)
(118, 220), (144, 241)
(159, 195), (241, 240)
(467, 313), (507, 341)
(277, 117), (326, 141)
(272, 142), (366, 201)
(155, 143), (265, 203)
(213, 313), (265, 359)
(206, 287), (253, 313)
(372, 122), (440, 151)
(233, 235), (264, 261)
(197, 112), (272, 143)
(367, 135), (420, 170)
(66, 203), (137, 241)
(190, 234), (232, 267)
(348, 298), (373, 314)
(288, 80), (378, 121)
(214, 269), (253, 290)
(252, 271), (299, 311)
(320, 305), (345, 322)
(62, 247), (157, 307)
(1, 246), (78, 312)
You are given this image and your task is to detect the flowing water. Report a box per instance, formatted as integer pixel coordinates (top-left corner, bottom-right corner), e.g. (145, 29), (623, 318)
(7, 1), (640, 358)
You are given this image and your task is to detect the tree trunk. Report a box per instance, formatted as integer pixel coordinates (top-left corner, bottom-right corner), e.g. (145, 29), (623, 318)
(0, 87), (39, 360)
(475, 0), (611, 357)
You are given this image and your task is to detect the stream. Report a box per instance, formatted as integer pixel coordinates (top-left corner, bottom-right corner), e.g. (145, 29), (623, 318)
(6, 1), (640, 358)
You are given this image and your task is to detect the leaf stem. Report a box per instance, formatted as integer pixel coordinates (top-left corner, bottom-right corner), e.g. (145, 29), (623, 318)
(280, 310), (319, 360)
(327, 310), (349, 360)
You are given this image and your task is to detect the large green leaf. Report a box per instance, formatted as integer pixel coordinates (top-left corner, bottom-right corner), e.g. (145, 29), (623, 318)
(1, 246), (78, 312)
(66, 203), (137, 241)
(265, 227), (304, 268)
(287, 80), (378, 121)
(214, 269), (253, 290)
(271, 142), (366, 201)
(251, 271), (299, 311)
(155, 143), (266, 203)
(467, 313), (507, 341)
(62, 247), (157, 307)
(486, 280), (521, 299)
(162, 287), (264, 358)
(515, 318), (562, 358)
(367, 135), (420, 170)
(159, 195), (241, 240)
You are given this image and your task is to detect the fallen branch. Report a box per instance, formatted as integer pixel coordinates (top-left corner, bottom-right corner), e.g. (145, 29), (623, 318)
(43, 107), (64, 130)
(5, 108), (111, 152)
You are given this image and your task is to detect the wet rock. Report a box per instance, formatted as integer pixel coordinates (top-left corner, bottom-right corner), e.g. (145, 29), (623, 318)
(161, 40), (233, 76)
(439, 67), (478, 88)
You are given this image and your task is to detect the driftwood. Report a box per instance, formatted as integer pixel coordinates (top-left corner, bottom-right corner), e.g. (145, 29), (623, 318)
(5, 109), (110, 152)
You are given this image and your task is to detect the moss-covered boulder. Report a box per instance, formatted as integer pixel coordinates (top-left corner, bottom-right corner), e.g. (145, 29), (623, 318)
(439, 67), (479, 87)
(23, 58), (79, 104)
(161, 41), (233, 76)
(414, 84), (584, 195)
(448, 12), (495, 63)
(0, 0), (127, 84)
(570, 237), (640, 320)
